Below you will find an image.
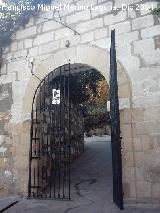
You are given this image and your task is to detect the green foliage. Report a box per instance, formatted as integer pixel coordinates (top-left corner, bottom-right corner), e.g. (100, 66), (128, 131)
(0, 0), (52, 48)
(152, 3), (160, 16)
(54, 69), (109, 118)
(85, 113), (110, 132)
(69, 69), (105, 105)
(68, 70), (110, 131)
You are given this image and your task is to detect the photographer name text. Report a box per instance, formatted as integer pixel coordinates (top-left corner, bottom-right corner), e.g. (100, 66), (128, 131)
(0, 3), (155, 12)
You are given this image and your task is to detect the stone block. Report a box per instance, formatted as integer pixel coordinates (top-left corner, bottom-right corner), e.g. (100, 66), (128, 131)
(134, 121), (150, 135)
(60, 35), (80, 48)
(144, 107), (160, 121)
(123, 182), (131, 198)
(118, 83), (130, 98)
(37, 24), (42, 34)
(135, 167), (146, 181)
(13, 50), (27, 59)
(104, 11), (127, 26)
(132, 109), (144, 122)
(76, 18), (103, 33)
(133, 137), (142, 152)
(37, 11), (54, 24)
(43, 20), (62, 32)
(141, 135), (151, 153)
(66, 10), (91, 24)
(91, 1), (113, 18)
(16, 26), (37, 40)
(11, 42), (18, 52)
(123, 109), (132, 123)
(0, 64), (7, 75)
(118, 70), (128, 85)
(151, 135), (160, 150)
(145, 149), (160, 183)
(2, 53), (13, 61)
(109, 21), (131, 35)
(143, 78), (160, 96)
(149, 50), (160, 66)
(94, 28), (108, 40)
(58, 5), (75, 17)
(39, 40), (60, 55)
(135, 152), (145, 167)
(24, 39), (33, 48)
(91, 37), (111, 50)
(152, 183), (160, 201)
(141, 25), (160, 39)
(140, 2), (158, 16)
(0, 121), (5, 134)
(120, 110), (124, 124)
(136, 181), (151, 198)
(154, 36), (160, 49)
(29, 47), (39, 57)
(54, 47), (76, 67)
(116, 30), (139, 46)
(123, 167), (135, 182)
(132, 15), (154, 30)
(122, 137), (133, 152)
(81, 31), (94, 43)
(0, 135), (5, 145)
(0, 83), (12, 112)
(127, 10), (136, 19)
(18, 41), (24, 50)
(33, 32), (54, 46)
(122, 124), (132, 138)
(146, 121), (160, 135)
(117, 44), (131, 59)
(133, 93), (160, 108)
(119, 98), (130, 110)
(124, 151), (134, 167)
(134, 38), (160, 64)
(55, 28), (74, 40)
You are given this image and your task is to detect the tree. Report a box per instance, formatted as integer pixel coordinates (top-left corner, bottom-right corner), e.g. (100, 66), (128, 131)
(65, 70), (110, 134)
(0, 0), (52, 48)
(152, 3), (160, 16)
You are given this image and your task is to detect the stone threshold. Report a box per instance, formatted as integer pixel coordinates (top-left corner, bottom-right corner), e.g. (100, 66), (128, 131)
(0, 196), (20, 212)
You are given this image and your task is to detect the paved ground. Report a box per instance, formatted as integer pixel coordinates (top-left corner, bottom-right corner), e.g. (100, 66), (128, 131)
(2, 136), (160, 212)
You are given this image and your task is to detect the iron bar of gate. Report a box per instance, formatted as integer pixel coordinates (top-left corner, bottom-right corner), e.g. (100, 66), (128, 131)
(58, 66), (62, 198)
(28, 82), (41, 197)
(68, 63), (71, 200)
(39, 85), (42, 198)
(48, 73), (52, 198)
(29, 64), (75, 200)
(42, 78), (46, 197)
(110, 29), (123, 210)
(63, 66), (66, 198)
(53, 80), (57, 198)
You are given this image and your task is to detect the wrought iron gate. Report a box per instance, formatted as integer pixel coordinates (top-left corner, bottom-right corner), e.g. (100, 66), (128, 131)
(110, 30), (124, 210)
(28, 64), (71, 200)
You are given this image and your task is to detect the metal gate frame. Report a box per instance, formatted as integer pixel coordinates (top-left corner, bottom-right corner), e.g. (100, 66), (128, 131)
(28, 33), (124, 207)
(28, 64), (71, 200)
(110, 29), (124, 210)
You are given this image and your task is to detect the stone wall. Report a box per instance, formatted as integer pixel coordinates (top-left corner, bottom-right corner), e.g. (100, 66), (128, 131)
(0, 0), (160, 205)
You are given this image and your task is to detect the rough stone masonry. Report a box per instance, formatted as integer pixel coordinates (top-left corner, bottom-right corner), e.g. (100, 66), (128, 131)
(0, 0), (160, 206)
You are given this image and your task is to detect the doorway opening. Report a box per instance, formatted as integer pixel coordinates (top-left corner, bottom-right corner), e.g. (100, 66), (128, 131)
(28, 63), (111, 198)
(28, 30), (123, 210)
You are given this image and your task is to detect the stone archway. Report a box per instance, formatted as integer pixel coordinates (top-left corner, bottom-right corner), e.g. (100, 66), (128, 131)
(12, 44), (134, 202)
